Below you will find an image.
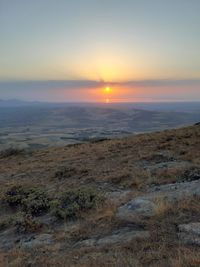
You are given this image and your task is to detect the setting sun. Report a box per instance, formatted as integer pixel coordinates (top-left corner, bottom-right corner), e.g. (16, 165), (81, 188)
(104, 87), (111, 103)
(105, 87), (111, 93)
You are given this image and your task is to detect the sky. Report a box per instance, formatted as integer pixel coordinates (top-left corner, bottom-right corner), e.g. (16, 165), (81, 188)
(0, 0), (200, 102)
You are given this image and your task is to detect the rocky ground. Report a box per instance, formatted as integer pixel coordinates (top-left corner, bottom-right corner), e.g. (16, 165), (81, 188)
(0, 123), (199, 267)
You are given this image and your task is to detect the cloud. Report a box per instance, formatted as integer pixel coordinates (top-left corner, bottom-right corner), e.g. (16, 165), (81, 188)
(112, 79), (200, 87)
(0, 80), (104, 91)
(0, 79), (199, 102)
(0, 79), (200, 92)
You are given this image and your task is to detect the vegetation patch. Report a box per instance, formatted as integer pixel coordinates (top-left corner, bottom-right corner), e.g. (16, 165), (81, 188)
(54, 167), (77, 179)
(51, 187), (103, 220)
(0, 147), (24, 158)
(4, 185), (50, 216)
(14, 213), (43, 234)
(55, 166), (89, 180)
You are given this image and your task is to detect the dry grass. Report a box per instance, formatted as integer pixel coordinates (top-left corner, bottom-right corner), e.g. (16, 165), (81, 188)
(154, 197), (172, 217)
(152, 195), (200, 224)
(0, 125), (199, 191)
(56, 200), (118, 243)
(0, 252), (8, 267)
(170, 247), (200, 267)
(0, 124), (199, 266)
(1, 249), (29, 267)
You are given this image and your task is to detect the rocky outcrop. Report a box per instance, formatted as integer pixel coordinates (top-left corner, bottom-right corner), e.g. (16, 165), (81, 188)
(117, 198), (156, 220)
(78, 227), (149, 247)
(116, 180), (200, 221)
(178, 222), (200, 246)
(0, 228), (53, 250)
(20, 233), (54, 248)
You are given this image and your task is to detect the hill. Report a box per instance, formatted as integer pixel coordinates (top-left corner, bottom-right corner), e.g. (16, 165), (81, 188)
(0, 123), (199, 266)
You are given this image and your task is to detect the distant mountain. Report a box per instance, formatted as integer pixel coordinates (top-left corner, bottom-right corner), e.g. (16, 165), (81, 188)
(0, 99), (41, 107)
(0, 104), (199, 150)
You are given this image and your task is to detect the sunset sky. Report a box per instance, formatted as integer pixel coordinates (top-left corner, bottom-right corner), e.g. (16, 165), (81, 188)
(0, 0), (200, 102)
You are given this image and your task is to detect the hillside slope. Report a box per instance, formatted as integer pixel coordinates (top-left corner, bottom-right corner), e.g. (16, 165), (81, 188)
(0, 123), (200, 267)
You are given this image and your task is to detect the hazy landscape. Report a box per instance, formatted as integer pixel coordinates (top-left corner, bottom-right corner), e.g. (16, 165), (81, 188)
(0, 100), (199, 150)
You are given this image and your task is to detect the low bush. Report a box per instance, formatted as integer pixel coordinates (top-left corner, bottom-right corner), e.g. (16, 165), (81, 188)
(51, 187), (102, 220)
(54, 167), (77, 179)
(4, 185), (50, 216)
(0, 147), (24, 158)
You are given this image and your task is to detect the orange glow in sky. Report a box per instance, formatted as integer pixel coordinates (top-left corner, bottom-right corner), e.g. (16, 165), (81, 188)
(6, 82), (199, 102)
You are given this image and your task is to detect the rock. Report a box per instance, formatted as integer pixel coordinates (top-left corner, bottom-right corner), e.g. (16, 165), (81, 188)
(117, 198), (156, 221)
(79, 227), (149, 247)
(178, 222), (200, 246)
(97, 228), (149, 245)
(20, 233), (53, 248)
(79, 238), (96, 247)
(116, 180), (200, 221)
(148, 180), (200, 200)
(0, 228), (54, 250)
(181, 168), (200, 182)
(144, 161), (189, 172)
(0, 228), (21, 250)
(105, 189), (131, 205)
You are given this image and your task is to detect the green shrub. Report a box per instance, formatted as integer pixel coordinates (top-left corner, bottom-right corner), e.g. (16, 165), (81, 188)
(51, 187), (102, 220)
(4, 185), (32, 207)
(4, 185), (50, 216)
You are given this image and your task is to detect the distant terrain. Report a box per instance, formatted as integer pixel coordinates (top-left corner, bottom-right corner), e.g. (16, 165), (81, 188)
(0, 100), (199, 150)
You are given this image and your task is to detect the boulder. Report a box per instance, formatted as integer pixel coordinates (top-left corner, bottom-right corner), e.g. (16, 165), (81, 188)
(116, 180), (200, 221)
(178, 222), (200, 246)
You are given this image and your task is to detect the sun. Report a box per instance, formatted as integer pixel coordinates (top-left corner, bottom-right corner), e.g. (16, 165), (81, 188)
(103, 86), (112, 103)
(105, 86), (111, 93)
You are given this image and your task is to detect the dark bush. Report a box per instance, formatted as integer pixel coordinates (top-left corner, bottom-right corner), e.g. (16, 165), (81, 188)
(4, 185), (50, 216)
(0, 147), (24, 158)
(183, 167), (200, 181)
(55, 167), (77, 179)
(51, 187), (102, 220)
